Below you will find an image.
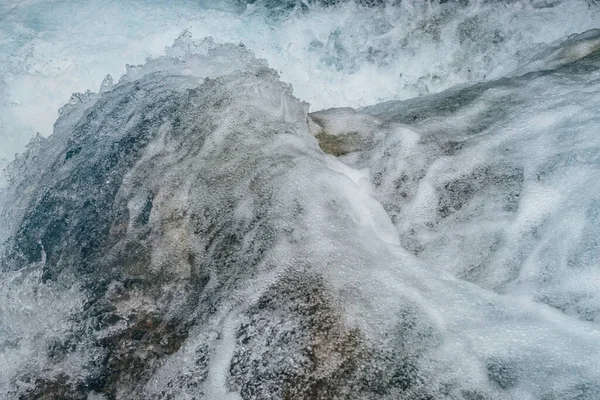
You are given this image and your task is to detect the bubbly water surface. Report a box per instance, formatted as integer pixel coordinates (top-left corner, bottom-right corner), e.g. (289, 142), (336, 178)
(1, 1), (600, 399)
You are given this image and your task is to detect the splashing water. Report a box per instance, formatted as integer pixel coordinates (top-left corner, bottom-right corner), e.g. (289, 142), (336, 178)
(1, 0), (599, 169)
(1, 1), (600, 399)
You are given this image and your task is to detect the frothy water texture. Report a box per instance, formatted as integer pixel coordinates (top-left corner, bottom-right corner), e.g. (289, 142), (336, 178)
(1, 1), (600, 399)
(1, 0), (599, 171)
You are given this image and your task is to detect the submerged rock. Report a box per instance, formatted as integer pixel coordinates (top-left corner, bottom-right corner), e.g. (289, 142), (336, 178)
(1, 34), (600, 399)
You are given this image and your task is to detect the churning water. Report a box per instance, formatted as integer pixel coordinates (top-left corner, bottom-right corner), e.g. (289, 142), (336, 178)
(1, 1), (600, 399)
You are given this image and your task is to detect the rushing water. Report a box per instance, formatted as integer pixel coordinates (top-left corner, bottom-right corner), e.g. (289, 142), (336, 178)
(1, 1), (600, 399)
(2, 0), (599, 173)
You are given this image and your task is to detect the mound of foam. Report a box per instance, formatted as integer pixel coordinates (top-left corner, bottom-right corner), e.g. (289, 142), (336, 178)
(1, 34), (600, 399)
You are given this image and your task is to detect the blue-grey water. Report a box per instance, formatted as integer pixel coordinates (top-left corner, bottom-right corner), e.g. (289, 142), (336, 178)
(1, 1), (599, 399)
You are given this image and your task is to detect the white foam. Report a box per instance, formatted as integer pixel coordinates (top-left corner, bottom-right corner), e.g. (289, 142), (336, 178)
(1, 0), (600, 170)
(340, 29), (600, 327)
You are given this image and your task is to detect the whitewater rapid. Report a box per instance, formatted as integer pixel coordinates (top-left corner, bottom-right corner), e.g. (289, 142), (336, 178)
(1, 1), (600, 399)
(1, 0), (600, 174)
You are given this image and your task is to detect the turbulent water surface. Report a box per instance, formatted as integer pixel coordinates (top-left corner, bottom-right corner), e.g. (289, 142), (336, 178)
(1, 1), (600, 399)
